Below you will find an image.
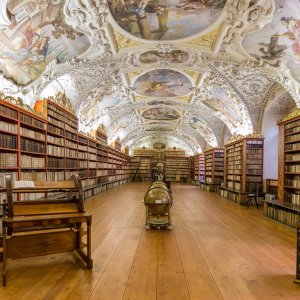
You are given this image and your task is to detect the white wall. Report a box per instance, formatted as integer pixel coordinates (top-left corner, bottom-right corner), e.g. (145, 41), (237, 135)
(262, 113), (285, 180)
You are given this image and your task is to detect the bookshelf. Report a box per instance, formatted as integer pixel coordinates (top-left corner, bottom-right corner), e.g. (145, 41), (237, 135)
(266, 179), (278, 196)
(165, 156), (190, 182)
(218, 136), (264, 203)
(264, 109), (300, 227)
(200, 148), (224, 191)
(130, 155), (152, 181)
(0, 98), (131, 209)
(193, 153), (205, 183)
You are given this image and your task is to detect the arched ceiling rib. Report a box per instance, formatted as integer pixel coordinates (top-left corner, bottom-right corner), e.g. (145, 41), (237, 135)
(0, 0), (299, 154)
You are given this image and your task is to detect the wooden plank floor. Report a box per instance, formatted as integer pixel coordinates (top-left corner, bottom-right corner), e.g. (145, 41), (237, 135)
(1, 182), (300, 299)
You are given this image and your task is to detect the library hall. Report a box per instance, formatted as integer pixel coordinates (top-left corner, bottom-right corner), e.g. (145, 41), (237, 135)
(1, 0), (300, 299)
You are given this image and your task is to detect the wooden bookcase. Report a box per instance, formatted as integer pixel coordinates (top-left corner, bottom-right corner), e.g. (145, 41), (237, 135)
(266, 179), (278, 196)
(264, 109), (300, 227)
(0, 99), (131, 206)
(218, 136), (264, 203)
(129, 155), (152, 181)
(193, 153), (205, 183)
(200, 148), (224, 191)
(165, 156), (190, 182)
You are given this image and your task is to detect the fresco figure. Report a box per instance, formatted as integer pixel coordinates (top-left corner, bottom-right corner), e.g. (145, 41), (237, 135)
(133, 69), (192, 97)
(108, 0), (226, 40)
(280, 17), (300, 58)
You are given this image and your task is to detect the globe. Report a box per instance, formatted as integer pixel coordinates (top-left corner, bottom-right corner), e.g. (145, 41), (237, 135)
(144, 187), (172, 215)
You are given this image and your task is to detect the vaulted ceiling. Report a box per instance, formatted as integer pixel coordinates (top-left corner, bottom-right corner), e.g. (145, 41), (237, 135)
(0, 0), (299, 154)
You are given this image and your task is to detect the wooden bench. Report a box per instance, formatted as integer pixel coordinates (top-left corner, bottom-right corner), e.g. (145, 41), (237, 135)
(2, 174), (93, 286)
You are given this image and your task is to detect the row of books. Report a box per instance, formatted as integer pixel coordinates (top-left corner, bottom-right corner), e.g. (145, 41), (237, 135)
(246, 149), (263, 155)
(265, 206), (298, 228)
(246, 175), (263, 182)
(21, 155), (45, 168)
(47, 107), (64, 122)
(246, 159), (263, 166)
(0, 133), (17, 149)
(246, 170), (263, 175)
(246, 164), (262, 169)
(247, 154), (263, 160)
(48, 116), (65, 128)
(79, 152), (88, 159)
(88, 146), (97, 154)
(285, 191), (300, 205)
(227, 160), (242, 165)
(267, 179), (278, 186)
(0, 104), (18, 120)
(285, 143), (300, 151)
(285, 120), (300, 130)
(285, 164), (300, 173)
(285, 134), (300, 143)
(285, 177), (300, 188)
(65, 148), (77, 158)
(0, 120), (18, 133)
(88, 162), (97, 168)
(227, 175), (242, 180)
(65, 132), (76, 140)
(227, 171), (243, 176)
(285, 153), (300, 161)
(20, 113), (46, 130)
(20, 127), (45, 141)
(21, 171), (46, 181)
(47, 171), (65, 181)
(47, 144), (64, 156)
(66, 159), (78, 168)
(78, 144), (88, 152)
(48, 124), (64, 136)
(246, 140), (263, 145)
(21, 138), (46, 153)
(227, 181), (241, 190)
(65, 123), (77, 134)
(47, 135), (64, 145)
(0, 152), (18, 167)
(48, 157), (64, 168)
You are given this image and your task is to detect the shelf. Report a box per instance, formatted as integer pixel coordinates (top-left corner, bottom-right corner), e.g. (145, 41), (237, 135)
(20, 121), (46, 133)
(0, 129), (18, 136)
(20, 135), (46, 143)
(21, 150), (46, 156)
(0, 147), (18, 152)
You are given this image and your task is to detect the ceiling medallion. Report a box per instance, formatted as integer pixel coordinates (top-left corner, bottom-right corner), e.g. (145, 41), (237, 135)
(140, 50), (189, 64)
(142, 107), (180, 120)
(133, 69), (192, 97)
(108, 1), (227, 41)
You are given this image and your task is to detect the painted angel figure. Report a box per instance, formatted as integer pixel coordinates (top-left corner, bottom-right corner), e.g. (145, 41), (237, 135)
(280, 16), (300, 58)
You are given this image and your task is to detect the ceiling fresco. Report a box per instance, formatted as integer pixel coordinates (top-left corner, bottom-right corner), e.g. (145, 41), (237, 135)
(242, 0), (300, 82)
(142, 107), (180, 120)
(140, 50), (189, 64)
(108, 0), (227, 41)
(0, 0), (90, 85)
(132, 69), (192, 97)
(0, 0), (299, 154)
